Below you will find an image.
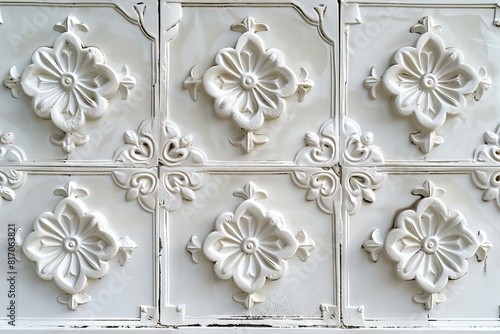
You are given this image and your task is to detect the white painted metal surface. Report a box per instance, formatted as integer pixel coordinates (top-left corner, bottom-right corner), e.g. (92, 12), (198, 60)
(1, 0), (500, 332)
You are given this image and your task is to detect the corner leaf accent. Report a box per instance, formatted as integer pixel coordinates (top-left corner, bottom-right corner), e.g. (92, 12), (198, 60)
(471, 128), (500, 209)
(112, 170), (158, 213)
(345, 169), (386, 215)
(365, 16), (488, 153)
(3, 15), (135, 153)
(183, 16), (314, 153)
(343, 119), (385, 164)
(162, 171), (207, 211)
(114, 118), (155, 165)
(19, 182), (135, 310)
(187, 182), (314, 308)
(363, 180), (490, 310)
(0, 130), (27, 204)
(161, 121), (207, 166)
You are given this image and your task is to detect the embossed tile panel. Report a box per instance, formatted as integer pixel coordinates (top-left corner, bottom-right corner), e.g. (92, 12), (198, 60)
(342, 168), (500, 326)
(3, 0), (500, 332)
(0, 169), (158, 326)
(343, 3), (499, 164)
(160, 168), (339, 326)
(0, 2), (158, 166)
(163, 2), (337, 164)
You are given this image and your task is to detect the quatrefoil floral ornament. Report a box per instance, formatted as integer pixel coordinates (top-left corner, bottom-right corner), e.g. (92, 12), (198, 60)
(3, 15), (135, 153)
(364, 16), (490, 153)
(184, 17), (313, 153)
(187, 182), (315, 308)
(363, 180), (491, 310)
(15, 182), (136, 310)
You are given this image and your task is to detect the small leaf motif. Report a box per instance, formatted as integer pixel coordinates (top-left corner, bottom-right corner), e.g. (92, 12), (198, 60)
(182, 65), (203, 102)
(180, 187), (195, 201)
(54, 181), (89, 198)
(295, 230), (315, 262)
(0, 187), (15, 201)
(363, 65), (380, 100)
(362, 229), (384, 262)
(54, 15), (89, 33)
(476, 230), (492, 261)
(186, 235), (202, 264)
(124, 130), (139, 146)
(3, 66), (21, 98)
(304, 132), (320, 147)
(118, 66), (136, 100)
(233, 182), (268, 201)
(411, 180), (445, 198)
(232, 292), (266, 309)
(413, 292), (446, 310)
(297, 67), (314, 102)
(231, 16), (269, 34)
(474, 67), (491, 101)
(410, 16), (441, 34)
(117, 235), (137, 266)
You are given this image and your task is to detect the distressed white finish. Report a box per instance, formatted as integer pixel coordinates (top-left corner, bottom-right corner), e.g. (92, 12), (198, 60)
(2, 0), (500, 332)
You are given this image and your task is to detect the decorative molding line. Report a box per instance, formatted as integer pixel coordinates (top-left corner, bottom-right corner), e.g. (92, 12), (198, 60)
(161, 120), (207, 166)
(345, 169), (386, 215)
(187, 182), (315, 309)
(341, 1), (361, 25)
(114, 118), (155, 165)
(112, 170), (158, 213)
(162, 171), (208, 211)
(0, 130), (27, 203)
(16, 182), (135, 310)
(3, 15), (136, 153)
(343, 118), (385, 165)
(363, 180), (490, 310)
(294, 3), (336, 45)
(364, 16), (490, 153)
(183, 16), (314, 154)
(162, 2), (182, 43)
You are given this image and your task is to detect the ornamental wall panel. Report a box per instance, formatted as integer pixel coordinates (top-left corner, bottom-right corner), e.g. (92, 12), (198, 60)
(3, 0), (500, 333)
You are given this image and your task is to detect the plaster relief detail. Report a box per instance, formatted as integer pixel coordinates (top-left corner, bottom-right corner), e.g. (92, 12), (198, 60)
(162, 171), (208, 211)
(343, 118), (385, 164)
(471, 126), (500, 208)
(114, 118), (155, 165)
(345, 169), (386, 215)
(112, 170), (158, 213)
(3, 15), (136, 153)
(161, 120), (207, 166)
(292, 120), (337, 214)
(187, 182), (315, 308)
(364, 16), (489, 153)
(363, 180), (490, 310)
(0, 130), (27, 203)
(183, 16), (314, 153)
(17, 182), (135, 310)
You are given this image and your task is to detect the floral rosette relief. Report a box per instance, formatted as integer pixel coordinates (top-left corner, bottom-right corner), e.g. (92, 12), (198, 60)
(363, 180), (491, 310)
(15, 182), (136, 310)
(183, 17), (314, 154)
(3, 15), (135, 153)
(187, 182), (315, 309)
(364, 16), (490, 153)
